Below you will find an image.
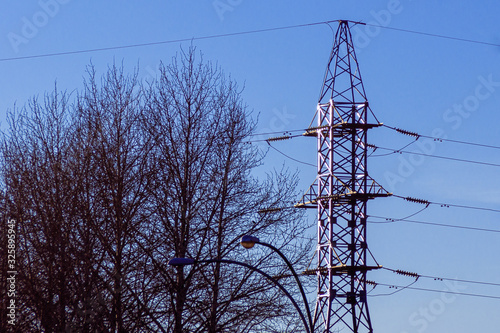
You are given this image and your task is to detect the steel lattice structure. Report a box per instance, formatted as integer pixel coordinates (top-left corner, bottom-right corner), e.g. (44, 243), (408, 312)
(297, 21), (391, 333)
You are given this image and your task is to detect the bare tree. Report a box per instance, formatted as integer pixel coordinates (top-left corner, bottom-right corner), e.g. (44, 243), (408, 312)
(140, 47), (310, 333)
(0, 47), (311, 332)
(74, 64), (156, 332)
(1, 89), (86, 332)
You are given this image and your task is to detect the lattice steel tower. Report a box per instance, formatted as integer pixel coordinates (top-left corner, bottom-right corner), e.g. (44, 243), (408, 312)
(296, 21), (391, 332)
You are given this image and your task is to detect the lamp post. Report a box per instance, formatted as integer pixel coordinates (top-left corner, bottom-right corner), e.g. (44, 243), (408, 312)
(240, 235), (314, 332)
(168, 257), (311, 333)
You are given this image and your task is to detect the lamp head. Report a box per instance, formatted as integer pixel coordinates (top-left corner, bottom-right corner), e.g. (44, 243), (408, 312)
(240, 235), (260, 249)
(168, 258), (196, 266)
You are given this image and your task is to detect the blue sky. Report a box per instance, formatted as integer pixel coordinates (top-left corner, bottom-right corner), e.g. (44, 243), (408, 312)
(1, 1), (500, 332)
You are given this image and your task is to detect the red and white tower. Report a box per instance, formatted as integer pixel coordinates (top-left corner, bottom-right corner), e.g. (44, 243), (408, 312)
(297, 20), (391, 333)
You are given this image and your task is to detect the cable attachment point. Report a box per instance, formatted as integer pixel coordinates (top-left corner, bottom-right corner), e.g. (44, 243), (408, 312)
(395, 128), (420, 139)
(395, 269), (420, 280)
(266, 135), (292, 143)
(364, 279), (378, 286)
(404, 197), (430, 206)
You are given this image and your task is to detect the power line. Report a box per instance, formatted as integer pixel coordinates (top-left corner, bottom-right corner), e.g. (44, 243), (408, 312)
(372, 145), (500, 168)
(371, 283), (500, 300)
(267, 143), (316, 168)
(368, 215), (500, 234)
(383, 267), (500, 288)
(372, 204), (430, 222)
(253, 123), (500, 152)
(245, 133), (303, 144)
(367, 23), (500, 48)
(368, 140), (418, 157)
(370, 267), (500, 298)
(248, 128), (304, 138)
(369, 279), (419, 297)
(383, 124), (500, 150)
(394, 194), (500, 214)
(252, 124), (500, 163)
(1, 20), (499, 63)
(0, 20), (340, 63)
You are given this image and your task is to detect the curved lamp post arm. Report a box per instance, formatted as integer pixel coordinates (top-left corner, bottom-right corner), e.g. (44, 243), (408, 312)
(168, 257), (311, 333)
(240, 236), (314, 331)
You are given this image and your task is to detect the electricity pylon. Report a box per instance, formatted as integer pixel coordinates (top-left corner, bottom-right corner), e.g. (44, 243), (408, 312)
(296, 20), (391, 333)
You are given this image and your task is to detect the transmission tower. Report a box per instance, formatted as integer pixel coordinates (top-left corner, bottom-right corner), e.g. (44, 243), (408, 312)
(297, 21), (391, 332)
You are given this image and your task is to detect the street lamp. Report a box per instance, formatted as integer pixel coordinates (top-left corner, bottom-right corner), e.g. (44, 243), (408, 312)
(168, 257), (311, 333)
(240, 235), (314, 331)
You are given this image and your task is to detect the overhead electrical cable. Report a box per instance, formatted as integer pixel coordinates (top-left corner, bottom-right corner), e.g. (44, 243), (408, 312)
(250, 124), (500, 171)
(383, 124), (500, 150)
(368, 215), (500, 234)
(366, 23), (500, 48)
(372, 145), (500, 168)
(248, 128), (304, 137)
(369, 280), (419, 297)
(1, 21), (499, 63)
(369, 140), (418, 157)
(251, 124), (500, 156)
(266, 134), (302, 143)
(0, 20), (341, 63)
(267, 143), (316, 168)
(247, 134), (301, 144)
(386, 204), (429, 221)
(394, 194), (500, 214)
(383, 267), (500, 288)
(370, 283), (500, 300)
